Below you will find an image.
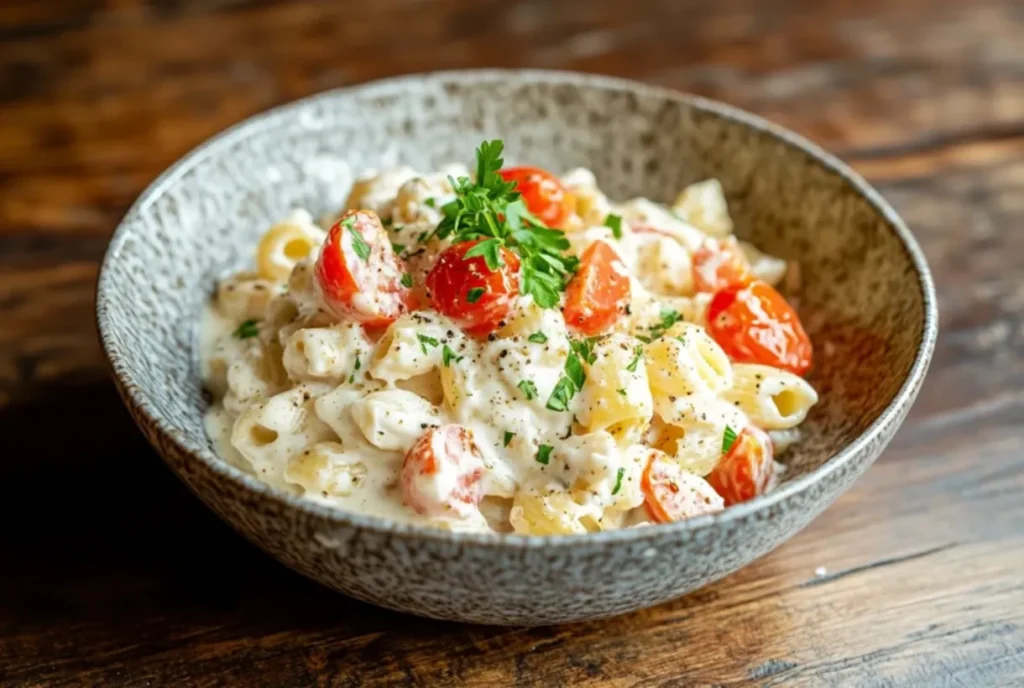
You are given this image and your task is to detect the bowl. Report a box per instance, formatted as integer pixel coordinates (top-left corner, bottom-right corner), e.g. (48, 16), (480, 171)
(97, 70), (937, 625)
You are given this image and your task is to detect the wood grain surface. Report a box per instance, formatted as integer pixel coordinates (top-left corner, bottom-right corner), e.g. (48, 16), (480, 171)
(2, 1), (1023, 685)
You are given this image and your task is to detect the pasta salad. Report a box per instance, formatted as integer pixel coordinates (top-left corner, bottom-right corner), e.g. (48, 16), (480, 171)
(201, 140), (818, 534)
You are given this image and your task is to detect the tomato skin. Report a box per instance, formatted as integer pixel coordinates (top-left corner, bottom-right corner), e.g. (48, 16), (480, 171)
(499, 166), (575, 227)
(641, 450), (725, 523)
(706, 280), (812, 375)
(692, 238), (751, 293)
(401, 425), (485, 518)
(315, 210), (415, 327)
(426, 240), (521, 336)
(562, 240), (631, 335)
(706, 427), (775, 506)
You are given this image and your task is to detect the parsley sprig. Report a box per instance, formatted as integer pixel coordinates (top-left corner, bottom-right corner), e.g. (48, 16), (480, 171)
(433, 140), (579, 308)
(545, 337), (599, 412)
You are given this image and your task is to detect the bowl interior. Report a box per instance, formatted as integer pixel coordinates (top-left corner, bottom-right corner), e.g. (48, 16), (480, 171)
(99, 71), (928, 519)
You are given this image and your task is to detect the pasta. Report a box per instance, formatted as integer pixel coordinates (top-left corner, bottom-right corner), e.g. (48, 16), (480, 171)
(201, 140), (818, 533)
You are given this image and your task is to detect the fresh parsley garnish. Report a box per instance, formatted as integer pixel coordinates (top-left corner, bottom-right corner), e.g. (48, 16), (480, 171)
(466, 287), (485, 304)
(536, 444), (554, 465)
(442, 344), (463, 367)
(401, 272), (413, 288)
(503, 431), (515, 447)
(233, 320), (259, 339)
(611, 467), (625, 495)
(382, 217), (393, 227)
(544, 337), (599, 412)
(343, 215), (371, 262)
(424, 197), (436, 208)
(432, 140), (579, 308)
(616, 388), (627, 397)
(391, 241), (406, 255)
(722, 425), (738, 453)
(641, 307), (683, 342)
(417, 334), (439, 355)
(626, 345), (644, 372)
(416, 231), (429, 244)
(517, 379), (538, 401)
(604, 213), (623, 239)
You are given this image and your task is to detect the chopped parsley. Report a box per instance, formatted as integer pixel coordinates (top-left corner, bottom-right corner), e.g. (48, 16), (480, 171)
(503, 431), (515, 447)
(382, 217), (393, 227)
(391, 241), (406, 255)
(343, 215), (371, 262)
(611, 467), (625, 495)
(233, 320), (259, 339)
(517, 379), (538, 401)
(545, 336), (599, 412)
(401, 272), (413, 288)
(442, 344), (463, 367)
(536, 444), (554, 465)
(416, 231), (429, 244)
(417, 334), (439, 355)
(527, 331), (548, 344)
(638, 307), (683, 342)
(424, 197), (436, 208)
(604, 213), (623, 239)
(616, 388), (627, 397)
(348, 356), (361, 384)
(626, 345), (644, 372)
(432, 140), (579, 308)
(722, 425), (738, 453)
(466, 287), (485, 304)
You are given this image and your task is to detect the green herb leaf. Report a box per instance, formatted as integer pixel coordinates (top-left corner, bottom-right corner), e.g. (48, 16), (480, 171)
(503, 431), (515, 447)
(536, 444), (554, 465)
(233, 320), (259, 339)
(722, 425), (738, 453)
(564, 352), (585, 390)
(626, 345), (644, 372)
(517, 379), (538, 401)
(425, 197), (436, 208)
(417, 334), (439, 355)
(611, 467), (625, 495)
(391, 241), (406, 255)
(616, 388), (627, 397)
(463, 237), (504, 271)
(401, 272), (413, 288)
(442, 344), (463, 367)
(545, 377), (575, 412)
(346, 219), (371, 262)
(382, 217), (394, 227)
(604, 213), (623, 239)
(466, 287), (485, 304)
(643, 307), (683, 340)
(527, 331), (548, 344)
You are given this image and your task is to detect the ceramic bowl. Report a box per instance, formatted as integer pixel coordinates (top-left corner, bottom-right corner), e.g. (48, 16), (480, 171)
(97, 70), (937, 625)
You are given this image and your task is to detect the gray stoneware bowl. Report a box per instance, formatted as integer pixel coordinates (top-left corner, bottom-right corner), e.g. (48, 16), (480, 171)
(97, 70), (937, 625)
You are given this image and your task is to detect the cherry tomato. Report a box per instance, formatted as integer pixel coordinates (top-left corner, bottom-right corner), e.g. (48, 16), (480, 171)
(692, 238), (751, 293)
(315, 210), (415, 327)
(706, 279), (812, 375)
(401, 424), (485, 518)
(641, 450), (725, 523)
(499, 166), (575, 227)
(706, 427), (775, 506)
(562, 240), (631, 335)
(426, 239), (521, 336)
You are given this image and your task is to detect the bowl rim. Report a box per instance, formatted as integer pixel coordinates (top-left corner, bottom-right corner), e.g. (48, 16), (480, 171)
(97, 68), (938, 548)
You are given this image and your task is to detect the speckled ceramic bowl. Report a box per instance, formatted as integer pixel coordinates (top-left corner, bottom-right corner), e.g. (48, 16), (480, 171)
(97, 70), (937, 625)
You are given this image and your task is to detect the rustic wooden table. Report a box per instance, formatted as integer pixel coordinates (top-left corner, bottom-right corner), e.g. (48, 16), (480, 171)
(2, 1), (1023, 685)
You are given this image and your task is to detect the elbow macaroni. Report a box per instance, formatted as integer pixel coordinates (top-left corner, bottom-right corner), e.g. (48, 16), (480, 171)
(200, 162), (818, 534)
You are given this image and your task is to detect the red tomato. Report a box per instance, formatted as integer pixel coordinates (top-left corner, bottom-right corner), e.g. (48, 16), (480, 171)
(401, 424), (485, 518)
(641, 450), (725, 523)
(499, 166), (575, 227)
(706, 280), (813, 375)
(562, 240), (631, 335)
(315, 210), (415, 327)
(706, 427), (775, 506)
(426, 239), (521, 336)
(692, 238), (751, 293)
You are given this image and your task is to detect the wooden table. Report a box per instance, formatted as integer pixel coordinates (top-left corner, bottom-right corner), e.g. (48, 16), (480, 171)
(2, 1), (1022, 685)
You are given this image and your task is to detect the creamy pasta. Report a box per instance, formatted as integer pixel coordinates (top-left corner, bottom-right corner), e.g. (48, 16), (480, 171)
(201, 141), (818, 534)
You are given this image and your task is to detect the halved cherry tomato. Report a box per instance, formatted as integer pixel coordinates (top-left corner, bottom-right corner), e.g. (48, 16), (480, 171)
(499, 166), (575, 227)
(706, 427), (775, 506)
(315, 210), (415, 327)
(426, 239), (521, 336)
(641, 450), (725, 523)
(563, 240), (631, 335)
(401, 424), (485, 518)
(692, 238), (751, 293)
(706, 279), (812, 375)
